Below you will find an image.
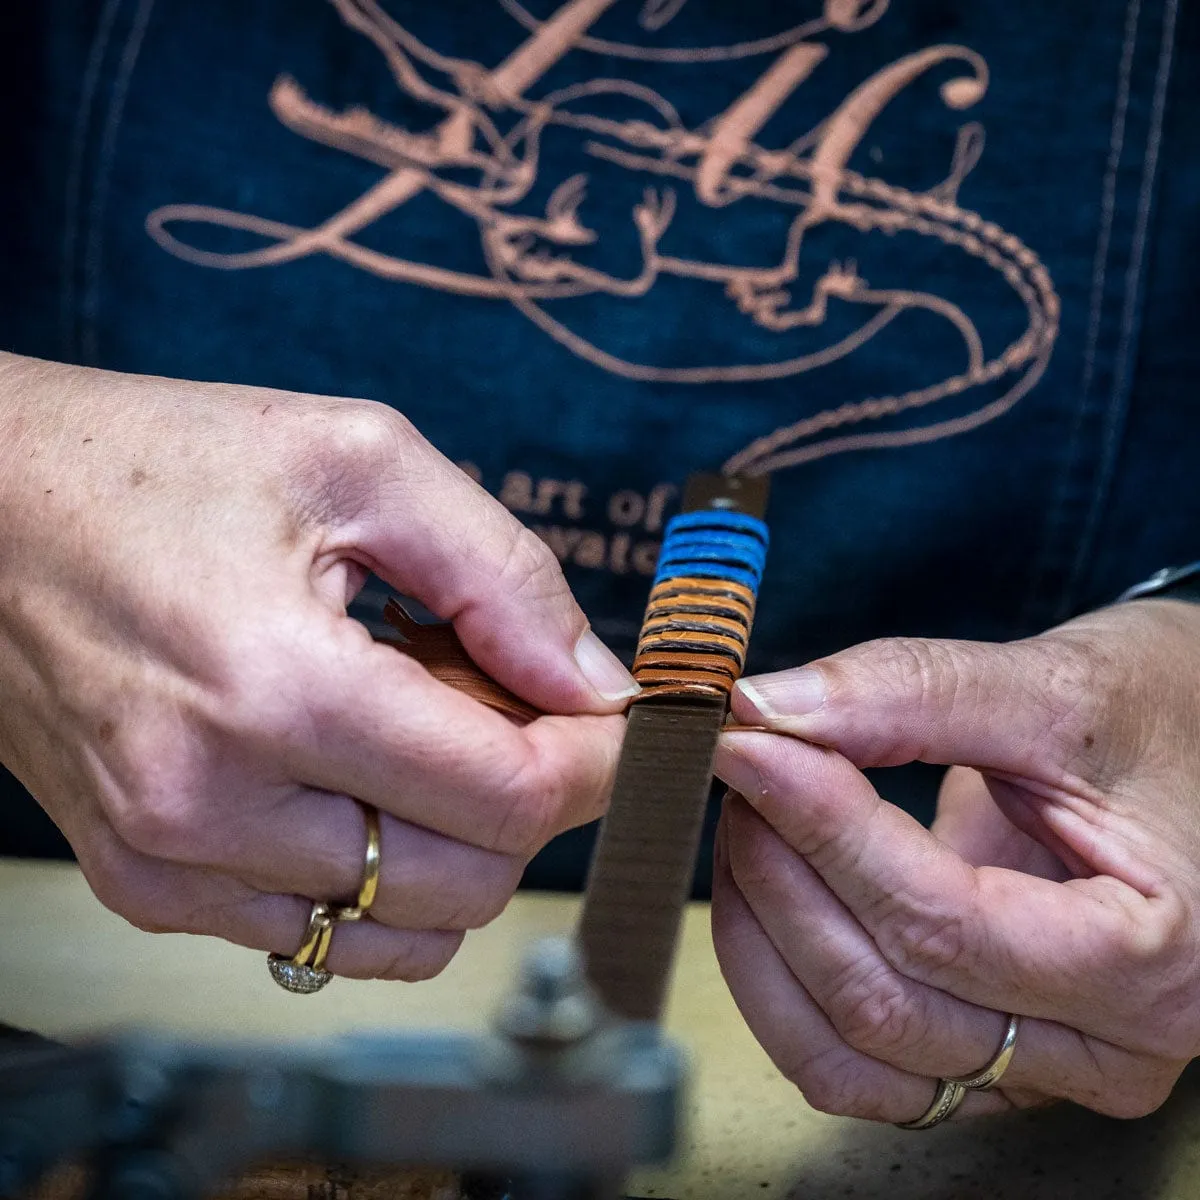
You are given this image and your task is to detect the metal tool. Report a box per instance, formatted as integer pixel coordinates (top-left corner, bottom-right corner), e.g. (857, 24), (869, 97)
(0, 940), (682, 1200)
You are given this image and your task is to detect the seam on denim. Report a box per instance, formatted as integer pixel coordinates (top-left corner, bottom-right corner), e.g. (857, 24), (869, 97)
(1018, 0), (1140, 627)
(81, 0), (157, 364)
(61, 0), (124, 361)
(1080, 0), (1142, 402)
(1062, 0), (1181, 613)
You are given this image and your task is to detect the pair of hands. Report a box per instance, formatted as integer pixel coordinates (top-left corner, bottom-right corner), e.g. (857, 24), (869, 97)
(3, 353), (1198, 1123)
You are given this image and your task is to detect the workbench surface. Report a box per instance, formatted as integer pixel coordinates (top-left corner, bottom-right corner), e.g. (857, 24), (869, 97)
(2, 859), (1197, 1199)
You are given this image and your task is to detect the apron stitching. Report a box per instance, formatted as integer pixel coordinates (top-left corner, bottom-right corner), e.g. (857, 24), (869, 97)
(1017, 0), (1140, 628)
(1080, 0), (1143, 402)
(81, 0), (158, 364)
(1061, 0), (1181, 612)
(61, 0), (125, 362)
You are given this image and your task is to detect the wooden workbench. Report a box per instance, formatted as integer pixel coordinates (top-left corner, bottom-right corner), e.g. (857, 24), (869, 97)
(1, 859), (1197, 1199)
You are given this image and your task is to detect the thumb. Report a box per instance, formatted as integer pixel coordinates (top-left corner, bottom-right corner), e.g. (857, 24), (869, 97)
(731, 635), (1098, 777)
(327, 409), (638, 715)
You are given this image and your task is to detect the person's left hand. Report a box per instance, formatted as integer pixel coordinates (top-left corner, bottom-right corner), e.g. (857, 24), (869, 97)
(711, 598), (1200, 1125)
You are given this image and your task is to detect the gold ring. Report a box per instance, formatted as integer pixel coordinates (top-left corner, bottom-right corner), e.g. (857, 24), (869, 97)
(328, 804), (382, 923)
(267, 900), (335, 994)
(951, 1013), (1020, 1091)
(266, 804), (382, 995)
(895, 1077), (967, 1131)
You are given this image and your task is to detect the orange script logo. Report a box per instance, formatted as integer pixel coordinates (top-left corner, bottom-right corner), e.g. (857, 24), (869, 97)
(147, 0), (1059, 474)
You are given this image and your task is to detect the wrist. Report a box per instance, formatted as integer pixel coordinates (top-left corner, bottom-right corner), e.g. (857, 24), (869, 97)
(0, 352), (73, 492)
(0, 355), (104, 596)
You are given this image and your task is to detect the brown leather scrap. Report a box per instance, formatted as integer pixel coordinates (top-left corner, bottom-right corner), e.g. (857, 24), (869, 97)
(380, 599), (542, 726)
(380, 597), (777, 736)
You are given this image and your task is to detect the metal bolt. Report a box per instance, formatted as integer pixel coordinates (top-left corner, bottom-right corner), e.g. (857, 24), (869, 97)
(522, 937), (584, 1002)
(497, 937), (599, 1047)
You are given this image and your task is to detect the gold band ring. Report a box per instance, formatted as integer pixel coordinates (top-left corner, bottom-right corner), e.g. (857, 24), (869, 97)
(328, 804), (382, 923)
(894, 1078), (967, 1131)
(267, 804), (382, 995)
(951, 1014), (1020, 1091)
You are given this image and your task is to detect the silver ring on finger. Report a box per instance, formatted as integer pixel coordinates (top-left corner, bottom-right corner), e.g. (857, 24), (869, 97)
(894, 1078), (967, 1131)
(951, 1013), (1020, 1091)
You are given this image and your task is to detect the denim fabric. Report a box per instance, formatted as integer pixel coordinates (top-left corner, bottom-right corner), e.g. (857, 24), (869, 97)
(1, 1), (1196, 891)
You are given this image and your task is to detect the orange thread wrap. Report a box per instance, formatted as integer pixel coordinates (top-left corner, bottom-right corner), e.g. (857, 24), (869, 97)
(632, 577), (757, 700)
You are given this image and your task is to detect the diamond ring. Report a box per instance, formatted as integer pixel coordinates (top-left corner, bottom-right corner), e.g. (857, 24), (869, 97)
(267, 804), (382, 995)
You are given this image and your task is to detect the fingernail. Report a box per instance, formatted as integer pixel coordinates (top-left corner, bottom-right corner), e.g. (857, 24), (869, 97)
(736, 668), (827, 728)
(713, 735), (766, 802)
(574, 629), (641, 702)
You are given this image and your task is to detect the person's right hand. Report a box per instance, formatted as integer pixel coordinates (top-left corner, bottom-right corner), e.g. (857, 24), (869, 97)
(0, 352), (635, 979)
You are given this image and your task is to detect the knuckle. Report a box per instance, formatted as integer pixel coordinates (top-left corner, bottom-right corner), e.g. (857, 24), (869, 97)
(80, 855), (178, 935)
(871, 637), (961, 704)
(86, 866), (152, 930)
(1021, 632), (1149, 786)
(1032, 638), (1112, 752)
(1144, 1007), (1200, 1063)
(728, 828), (794, 903)
(874, 900), (971, 983)
(107, 780), (201, 862)
(783, 1047), (877, 1120)
(456, 889), (511, 931)
(118, 900), (177, 935)
(378, 932), (464, 982)
(1114, 906), (1196, 1057)
(439, 863), (521, 930)
(841, 637), (966, 763)
(205, 628), (311, 746)
(307, 401), (421, 517)
(826, 958), (923, 1057)
(499, 525), (570, 606)
(327, 401), (416, 465)
(364, 633), (433, 699)
(490, 745), (569, 856)
(1117, 915), (1177, 977)
(1094, 1069), (1177, 1120)
(90, 710), (212, 864)
(489, 785), (558, 857)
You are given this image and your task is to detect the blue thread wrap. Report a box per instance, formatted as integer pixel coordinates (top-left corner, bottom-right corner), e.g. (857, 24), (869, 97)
(653, 509), (769, 592)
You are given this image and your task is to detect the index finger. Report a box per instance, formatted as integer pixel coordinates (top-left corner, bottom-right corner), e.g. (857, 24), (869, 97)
(319, 401), (638, 714)
(280, 620), (623, 858)
(713, 731), (1174, 1052)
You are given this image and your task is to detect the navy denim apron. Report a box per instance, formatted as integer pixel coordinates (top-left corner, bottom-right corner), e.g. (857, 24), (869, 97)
(2, 0), (1196, 891)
